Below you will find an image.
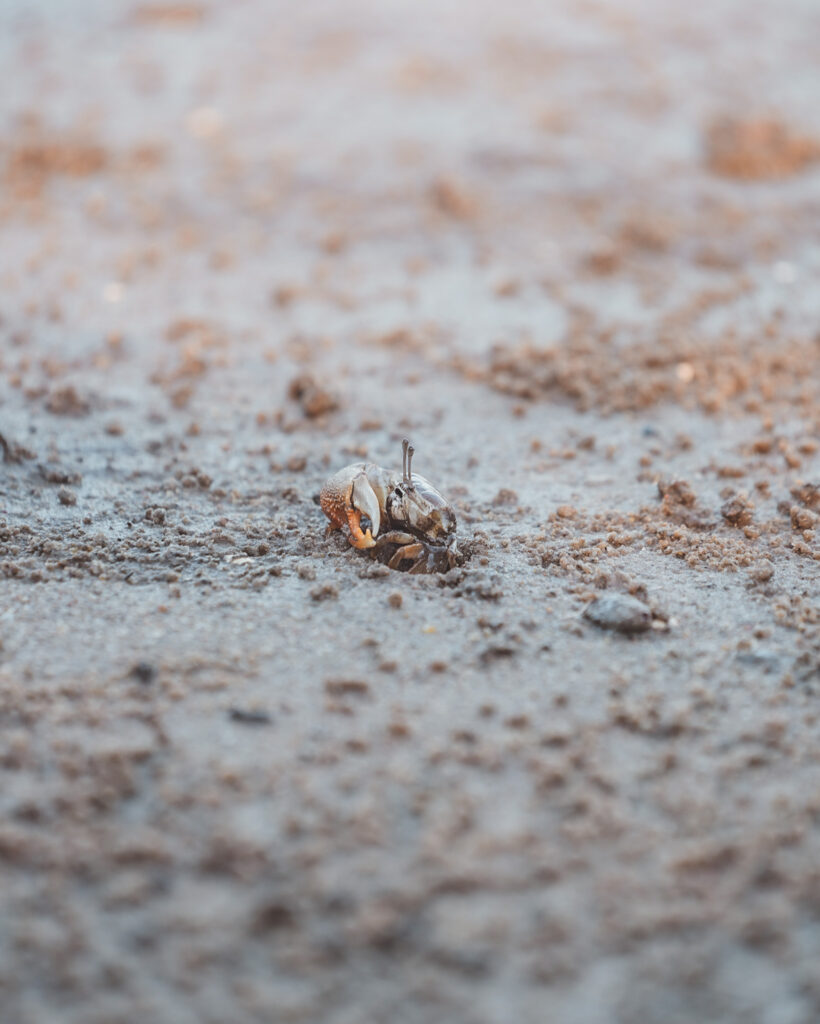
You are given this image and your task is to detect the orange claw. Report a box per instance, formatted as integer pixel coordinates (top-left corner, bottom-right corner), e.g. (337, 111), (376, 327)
(320, 465), (380, 549)
(346, 508), (375, 549)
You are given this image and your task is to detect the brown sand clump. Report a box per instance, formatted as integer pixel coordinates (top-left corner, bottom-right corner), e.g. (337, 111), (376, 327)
(480, 330), (820, 416)
(657, 479), (715, 530)
(721, 495), (755, 528)
(4, 139), (108, 199)
(429, 176), (479, 220)
(529, 482), (817, 587)
(149, 320), (231, 408)
(287, 374), (340, 419)
(705, 117), (820, 180)
(533, 507), (761, 578)
(791, 483), (820, 511)
(0, 432), (35, 464)
(131, 4), (207, 26)
(45, 385), (92, 418)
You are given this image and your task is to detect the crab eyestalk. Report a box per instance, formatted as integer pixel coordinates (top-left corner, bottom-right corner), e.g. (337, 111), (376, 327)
(401, 437), (416, 489)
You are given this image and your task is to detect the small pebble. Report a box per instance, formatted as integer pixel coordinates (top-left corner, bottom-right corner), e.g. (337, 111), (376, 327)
(229, 707), (272, 725)
(583, 593), (653, 634)
(129, 662), (157, 685)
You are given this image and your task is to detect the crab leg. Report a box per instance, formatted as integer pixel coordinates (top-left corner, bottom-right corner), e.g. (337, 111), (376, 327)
(388, 542), (423, 570)
(408, 552), (432, 573)
(376, 530), (415, 547)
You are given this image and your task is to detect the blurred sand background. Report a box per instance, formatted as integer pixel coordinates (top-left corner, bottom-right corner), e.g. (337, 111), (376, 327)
(1, 1), (819, 1022)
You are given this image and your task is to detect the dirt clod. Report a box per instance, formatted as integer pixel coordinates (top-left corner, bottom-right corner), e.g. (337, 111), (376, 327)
(706, 117), (820, 180)
(721, 495), (754, 527)
(45, 385), (91, 417)
(288, 375), (339, 418)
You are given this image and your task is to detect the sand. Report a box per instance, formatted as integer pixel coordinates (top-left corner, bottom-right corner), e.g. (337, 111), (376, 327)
(1, 1), (819, 1022)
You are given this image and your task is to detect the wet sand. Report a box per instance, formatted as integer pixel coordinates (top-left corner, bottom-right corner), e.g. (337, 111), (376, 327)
(1, 2), (819, 1022)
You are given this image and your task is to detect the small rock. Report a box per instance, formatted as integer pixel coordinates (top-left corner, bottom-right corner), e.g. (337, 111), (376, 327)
(325, 679), (370, 697)
(229, 707), (272, 725)
(129, 662), (157, 685)
(583, 594), (652, 634)
(480, 642), (517, 664)
(387, 591), (403, 609)
(57, 488), (77, 506)
(252, 900), (295, 932)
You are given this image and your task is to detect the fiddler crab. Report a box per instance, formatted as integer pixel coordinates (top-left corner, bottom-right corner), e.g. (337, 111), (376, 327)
(320, 439), (460, 573)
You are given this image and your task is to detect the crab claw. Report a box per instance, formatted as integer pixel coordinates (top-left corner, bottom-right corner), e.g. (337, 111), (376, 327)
(347, 514), (375, 549)
(320, 465), (381, 550)
(351, 473), (381, 541)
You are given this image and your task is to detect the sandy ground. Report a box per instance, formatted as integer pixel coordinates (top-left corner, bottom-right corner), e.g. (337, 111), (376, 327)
(1, 1), (819, 1022)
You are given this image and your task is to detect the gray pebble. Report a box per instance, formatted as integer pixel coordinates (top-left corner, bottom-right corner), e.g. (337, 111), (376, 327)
(583, 593), (652, 634)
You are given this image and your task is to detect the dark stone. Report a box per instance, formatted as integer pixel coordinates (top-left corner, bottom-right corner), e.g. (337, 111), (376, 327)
(229, 707), (272, 725)
(130, 662), (157, 684)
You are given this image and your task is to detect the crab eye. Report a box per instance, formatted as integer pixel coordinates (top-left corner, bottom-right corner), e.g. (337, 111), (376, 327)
(394, 486), (403, 498)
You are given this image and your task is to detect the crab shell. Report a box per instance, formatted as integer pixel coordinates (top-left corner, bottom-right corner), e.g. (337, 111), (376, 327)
(320, 461), (458, 562)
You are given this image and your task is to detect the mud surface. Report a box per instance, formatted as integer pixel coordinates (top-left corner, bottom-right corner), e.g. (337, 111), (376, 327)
(1, 2), (819, 1022)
